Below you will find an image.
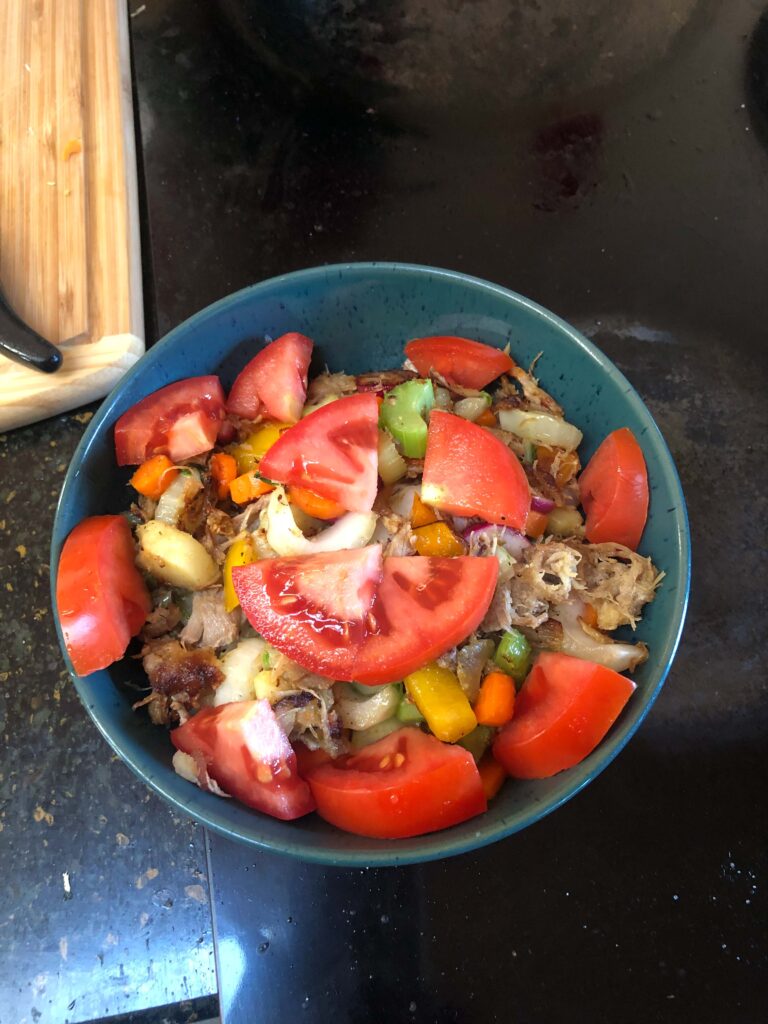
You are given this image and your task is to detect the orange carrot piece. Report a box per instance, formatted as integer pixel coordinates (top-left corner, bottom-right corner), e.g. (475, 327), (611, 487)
(475, 408), (497, 428)
(210, 452), (238, 500)
(230, 472), (274, 504)
(525, 509), (549, 539)
(474, 671), (516, 727)
(580, 603), (599, 628)
(130, 455), (178, 500)
(288, 486), (346, 520)
(410, 493), (439, 528)
(478, 753), (507, 800)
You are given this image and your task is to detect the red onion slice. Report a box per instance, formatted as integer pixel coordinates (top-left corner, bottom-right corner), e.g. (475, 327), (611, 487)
(531, 495), (555, 514)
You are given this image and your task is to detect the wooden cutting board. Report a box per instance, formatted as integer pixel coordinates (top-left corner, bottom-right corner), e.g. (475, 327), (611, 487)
(0, 0), (144, 432)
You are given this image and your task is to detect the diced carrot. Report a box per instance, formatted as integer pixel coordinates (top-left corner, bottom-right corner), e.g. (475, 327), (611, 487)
(536, 445), (580, 487)
(230, 472), (274, 504)
(525, 509), (549, 539)
(475, 408), (497, 428)
(474, 671), (516, 727)
(410, 493), (439, 528)
(210, 452), (238, 500)
(288, 486), (346, 520)
(129, 455), (178, 500)
(478, 753), (507, 800)
(580, 602), (599, 628)
(412, 522), (465, 557)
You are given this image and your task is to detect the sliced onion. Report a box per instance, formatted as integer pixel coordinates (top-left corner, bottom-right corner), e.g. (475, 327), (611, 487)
(386, 483), (420, 519)
(551, 600), (646, 673)
(462, 522), (530, 559)
(456, 638), (495, 701)
(531, 495), (555, 514)
(154, 467), (202, 526)
(498, 408), (583, 452)
(335, 683), (402, 730)
(377, 429), (408, 485)
(263, 487), (377, 556)
(453, 395), (491, 422)
(433, 386), (452, 410)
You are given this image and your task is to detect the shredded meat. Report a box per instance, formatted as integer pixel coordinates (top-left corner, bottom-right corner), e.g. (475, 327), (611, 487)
(356, 369), (415, 393)
(571, 541), (663, 629)
(142, 639), (223, 700)
(519, 542), (582, 603)
(481, 579), (550, 631)
(404, 457), (425, 478)
(509, 362), (564, 416)
(231, 496), (270, 533)
(179, 588), (239, 649)
(200, 507), (237, 565)
(374, 512), (415, 557)
(306, 371), (356, 403)
(141, 602), (181, 640)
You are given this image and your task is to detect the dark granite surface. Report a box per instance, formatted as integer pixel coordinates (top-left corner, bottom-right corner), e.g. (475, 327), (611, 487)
(2, 0), (767, 1021)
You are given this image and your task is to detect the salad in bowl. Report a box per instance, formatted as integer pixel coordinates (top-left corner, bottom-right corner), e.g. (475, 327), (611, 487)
(55, 328), (662, 841)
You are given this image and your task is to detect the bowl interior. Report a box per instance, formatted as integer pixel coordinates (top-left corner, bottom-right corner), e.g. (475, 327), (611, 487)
(51, 263), (689, 866)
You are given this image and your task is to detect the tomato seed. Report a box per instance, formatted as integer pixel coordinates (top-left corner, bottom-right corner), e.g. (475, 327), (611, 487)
(379, 755), (392, 769)
(393, 753), (405, 768)
(256, 765), (273, 784)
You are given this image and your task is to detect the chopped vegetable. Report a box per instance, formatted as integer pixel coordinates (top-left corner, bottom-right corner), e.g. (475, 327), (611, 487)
(579, 427), (649, 549)
(226, 332), (313, 423)
(213, 638), (266, 705)
(478, 753), (507, 800)
(404, 661), (477, 742)
(456, 724), (494, 762)
(453, 394), (491, 422)
(494, 629), (532, 683)
(546, 506), (584, 537)
(379, 378), (434, 458)
(405, 335), (514, 389)
(230, 472), (274, 504)
(349, 717), (403, 750)
(263, 487), (377, 557)
(475, 407), (497, 428)
(136, 520), (220, 590)
(524, 509), (549, 539)
(474, 671), (517, 726)
(288, 486), (346, 520)
(210, 452), (237, 500)
(498, 408), (582, 452)
(397, 696), (425, 724)
(410, 493), (439, 528)
(412, 521), (465, 557)
(130, 455), (178, 500)
(154, 467), (203, 526)
(377, 429), (408, 484)
(223, 536), (257, 612)
(230, 423), (291, 473)
(456, 637), (496, 701)
(335, 683), (402, 730)
(536, 445), (580, 487)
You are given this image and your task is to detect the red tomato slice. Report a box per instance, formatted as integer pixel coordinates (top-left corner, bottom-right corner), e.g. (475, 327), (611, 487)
(233, 551), (498, 685)
(353, 555), (498, 684)
(259, 393), (379, 513)
(492, 652), (636, 779)
(303, 727), (487, 838)
(171, 699), (315, 820)
(233, 546), (384, 681)
(578, 427), (649, 549)
(56, 515), (151, 676)
(405, 335), (515, 389)
(227, 332), (313, 423)
(421, 410), (531, 529)
(114, 376), (225, 466)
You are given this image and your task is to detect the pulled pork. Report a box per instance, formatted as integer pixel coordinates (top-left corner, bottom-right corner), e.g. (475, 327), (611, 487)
(136, 639), (224, 725)
(179, 587), (239, 649)
(571, 541), (663, 630)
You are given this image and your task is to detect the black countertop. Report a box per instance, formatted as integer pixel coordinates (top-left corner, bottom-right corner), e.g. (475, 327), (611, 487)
(2, 1), (767, 1021)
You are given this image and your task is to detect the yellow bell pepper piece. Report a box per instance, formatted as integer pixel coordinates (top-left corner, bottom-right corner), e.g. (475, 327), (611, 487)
(412, 521), (465, 557)
(230, 423), (291, 473)
(410, 493), (439, 528)
(404, 662), (477, 742)
(223, 536), (257, 612)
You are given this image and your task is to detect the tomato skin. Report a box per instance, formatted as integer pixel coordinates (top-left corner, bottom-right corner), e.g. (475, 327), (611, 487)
(227, 333), (313, 423)
(493, 652), (636, 779)
(578, 427), (649, 549)
(56, 515), (151, 676)
(422, 410), (531, 530)
(304, 728), (487, 838)
(405, 336), (514, 389)
(234, 552), (498, 686)
(171, 700), (316, 820)
(259, 393), (379, 513)
(114, 376), (225, 466)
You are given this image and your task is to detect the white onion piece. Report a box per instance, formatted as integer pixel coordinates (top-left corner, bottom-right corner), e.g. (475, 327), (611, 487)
(453, 395), (491, 421)
(551, 600), (645, 674)
(172, 750), (198, 783)
(377, 429), (408, 485)
(498, 408), (583, 452)
(386, 483), (421, 519)
(264, 487), (377, 556)
(214, 638), (266, 706)
(154, 468), (202, 526)
(335, 683), (401, 730)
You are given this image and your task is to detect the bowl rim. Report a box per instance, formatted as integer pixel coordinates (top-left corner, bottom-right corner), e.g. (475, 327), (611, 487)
(50, 261), (691, 866)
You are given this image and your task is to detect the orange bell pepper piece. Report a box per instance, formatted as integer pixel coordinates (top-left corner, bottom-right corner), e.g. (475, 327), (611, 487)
(130, 455), (178, 500)
(474, 671), (516, 727)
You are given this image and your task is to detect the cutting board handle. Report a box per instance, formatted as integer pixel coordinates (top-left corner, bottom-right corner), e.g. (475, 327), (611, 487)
(0, 293), (62, 373)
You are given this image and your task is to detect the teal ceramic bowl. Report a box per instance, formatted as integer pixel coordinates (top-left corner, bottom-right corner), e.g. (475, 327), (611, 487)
(51, 263), (690, 866)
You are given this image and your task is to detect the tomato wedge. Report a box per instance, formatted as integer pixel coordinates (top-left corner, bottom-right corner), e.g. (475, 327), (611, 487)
(493, 652), (636, 779)
(171, 700), (315, 820)
(259, 393), (379, 513)
(405, 335), (514, 389)
(56, 515), (151, 676)
(421, 410), (531, 529)
(578, 427), (649, 549)
(114, 376), (225, 466)
(303, 727), (486, 838)
(233, 551), (498, 685)
(227, 332), (313, 423)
